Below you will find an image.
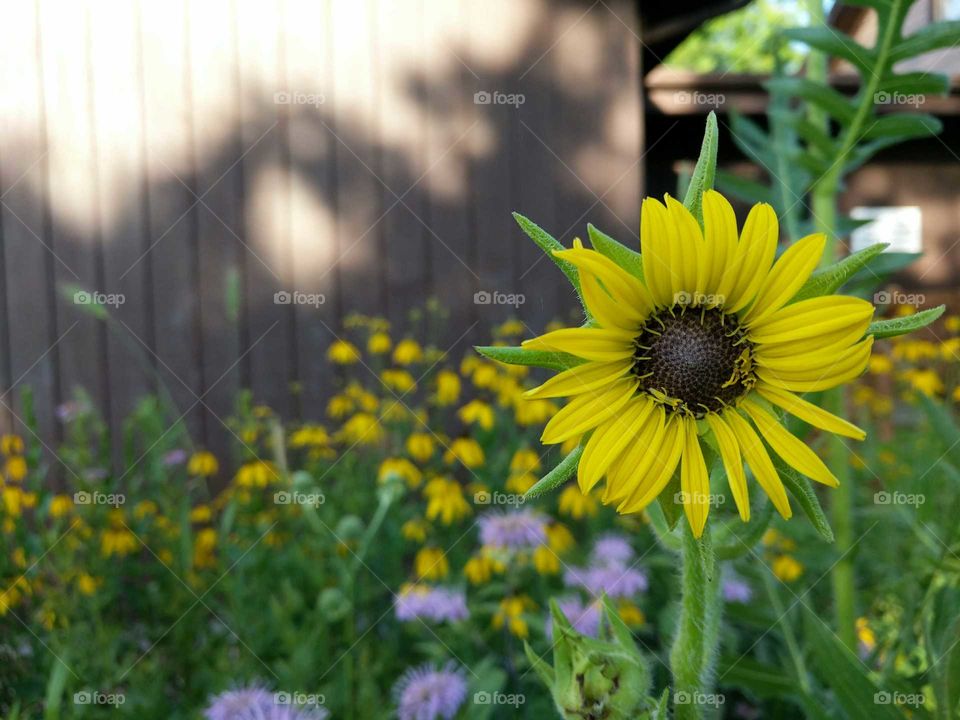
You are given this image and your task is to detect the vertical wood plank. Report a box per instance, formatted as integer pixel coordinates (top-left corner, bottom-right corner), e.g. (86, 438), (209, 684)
(285, 0), (339, 418)
(138, 0), (204, 440)
(0, 0), (59, 442)
(40, 0), (110, 430)
(330, 0), (385, 323)
(188, 0), (244, 452)
(90, 0), (155, 468)
(425, 0), (476, 351)
(236, 0), (293, 417)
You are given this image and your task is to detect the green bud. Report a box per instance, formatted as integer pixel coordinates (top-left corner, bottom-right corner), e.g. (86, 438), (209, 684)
(335, 515), (365, 542)
(525, 597), (661, 719)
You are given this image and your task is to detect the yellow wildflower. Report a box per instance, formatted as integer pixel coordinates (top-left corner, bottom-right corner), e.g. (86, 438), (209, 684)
(378, 458), (422, 488)
(328, 339), (361, 365)
(435, 370), (461, 406)
(381, 369), (417, 393)
(505, 473), (537, 494)
(339, 413), (384, 445)
(49, 495), (74, 519)
(289, 425), (330, 448)
(545, 523), (575, 554)
(368, 332), (392, 354)
(132, 500), (157, 520)
(618, 601), (645, 627)
(424, 477), (471, 525)
(4, 456), (26, 482)
(458, 400), (495, 431)
(415, 546), (449, 580)
(558, 485), (599, 520)
(772, 554), (803, 582)
(492, 595), (535, 638)
(902, 368), (944, 396)
(868, 354), (893, 374)
(189, 504), (212, 523)
(443, 438), (484, 469)
(510, 448), (542, 475)
(76, 573), (99, 596)
(393, 339), (424, 365)
(533, 545), (560, 575)
(401, 518), (429, 543)
(515, 398), (557, 426)
(0, 435), (24, 456)
(187, 451), (219, 477)
(406, 432), (436, 462)
(235, 460), (278, 488)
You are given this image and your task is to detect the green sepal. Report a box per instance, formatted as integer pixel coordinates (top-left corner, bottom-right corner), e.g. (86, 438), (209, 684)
(775, 458), (834, 543)
(867, 304), (945, 339)
(792, 242), (888, 302)
(587, 224), (643, 281)
(474, 345), (585, 372)
(513, 212), (580, 291)
(681, 111), (718, 228)
(524, 445), (583, 500)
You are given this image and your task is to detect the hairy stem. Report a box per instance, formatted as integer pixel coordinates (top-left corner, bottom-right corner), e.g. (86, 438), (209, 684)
(671, 524), (721, 719)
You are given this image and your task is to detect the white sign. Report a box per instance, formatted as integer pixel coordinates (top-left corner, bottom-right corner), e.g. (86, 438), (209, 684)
(850, 206), (922, 254)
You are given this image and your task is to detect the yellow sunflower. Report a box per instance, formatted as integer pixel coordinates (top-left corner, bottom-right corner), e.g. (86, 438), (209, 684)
(522, 191), (874, 537)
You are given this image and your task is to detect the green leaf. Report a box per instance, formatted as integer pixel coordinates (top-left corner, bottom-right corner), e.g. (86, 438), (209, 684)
(879, 72), (950, 97)
(587, 224), (643, 281)
(43, 659), (69, 720)
(682, 111), (718, 228)
(523, 641), (554, 689)
(792, 243), (888, 302)
(864, 113), (942, 141)
(776, 458), (834, 543)
(784, 27), (875, 75)
(765, 77), (857, 124)
(715, 169), (776, 206)
(657, 473), (683, 530)
(717, 655), (797, 699)
(891, 21), (960, 63)
(513, 212), (580, 291)
(771, 110), (835, 158)
(803, 605), (909, 720)
(474, 345), (585, 372)
(867, 305), (945, 339)
(917, 393), (960, 467)
(524, 446), (583, 499)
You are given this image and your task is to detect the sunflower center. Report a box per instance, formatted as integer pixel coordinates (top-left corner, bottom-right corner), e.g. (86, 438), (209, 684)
(633, 306), (754, 417)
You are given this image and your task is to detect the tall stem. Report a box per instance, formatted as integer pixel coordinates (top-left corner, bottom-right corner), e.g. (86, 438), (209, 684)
(671, 524), (720, 719)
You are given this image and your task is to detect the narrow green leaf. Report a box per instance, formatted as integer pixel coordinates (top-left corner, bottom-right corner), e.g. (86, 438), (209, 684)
(717, 655), (797, 699)
(868, 304), (945, 339)
(513, 212), (580, 291)
(891, 21), (960, 62)
(765, 77), (857, 124)
(803, 605), (908, 720)
(43, 658), (69, 720)
(474, 345), (585, 372)
(524, 446), (583, 499)
(587, 224), (643, 280)
(917, 393), (960, 468)
(792, 243), (888, 302)
(771, 110), (835, 158)
(879, 72), (950, 97)
(523, 641), (555, 688)
(714, 169), (776, 206)
(864, 113), (942, 141)
(776, 459), (834, 543)
(784, 27), (876, 75)
(682, 111), (718, 228)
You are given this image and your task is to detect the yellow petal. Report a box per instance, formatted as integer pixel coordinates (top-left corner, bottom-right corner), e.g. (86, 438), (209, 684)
(702, 190), (738, 300)
(725, 410), (792, 519)
(757, 338), (873, 392)
(741, 399), (838, 487)
(603, 406), (665, 504)
(720, 203), (779, 313)
(755, 383), (865, 440)
(753, 316), (872, 359)
(525, 360), (633, 399)
(680, 417), (710, 538)
(743, 233), (826, 325)
(541, 379), (638, 444)
(554, 248), (652, 316)
(705, 413), (749, 521)
(640, 197), (676, 307)
(579, 269), (643, 331)
(665, 195), (705, 298)
(523, 327), (636, 362)
(748, 296), (874, 345)
(578, 397), (655, 493)
(617, 415), (685, 514)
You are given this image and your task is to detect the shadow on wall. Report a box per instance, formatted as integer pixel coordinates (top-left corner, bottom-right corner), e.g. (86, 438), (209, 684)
(0, 0), (646, 471)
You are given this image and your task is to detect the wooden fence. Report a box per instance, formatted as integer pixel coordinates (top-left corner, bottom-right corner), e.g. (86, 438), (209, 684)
(0, 0), (646, 458)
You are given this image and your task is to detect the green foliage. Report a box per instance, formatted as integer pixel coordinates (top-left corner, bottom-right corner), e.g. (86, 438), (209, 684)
(524, 445), (584, 500)
(665, 0), (809, 74)
(868, 305), (946, 339)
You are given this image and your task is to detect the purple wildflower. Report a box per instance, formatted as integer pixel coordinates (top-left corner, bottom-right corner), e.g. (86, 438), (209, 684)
(591, 534), (634, 566)
(721, 572), (753, 603)
(163, 449), (188, 466)
(205, 686), (328, 720)
(545, 597), (601, 639)
(393, 662), (468, 720)
(478, 509), (546, 550)
(564, 564), (648, 598)
(396, 586), (469, 624)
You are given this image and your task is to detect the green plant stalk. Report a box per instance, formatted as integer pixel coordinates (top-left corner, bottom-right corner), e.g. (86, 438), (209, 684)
(670, 523), (720, 719)
(762, 571), (811, 692)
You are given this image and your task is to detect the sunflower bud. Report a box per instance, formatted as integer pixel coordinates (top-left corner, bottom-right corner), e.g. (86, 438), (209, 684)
(526, 598), (659, 719)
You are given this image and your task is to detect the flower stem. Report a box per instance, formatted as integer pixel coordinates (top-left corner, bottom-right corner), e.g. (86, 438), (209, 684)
(670, 523), (721, 719)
